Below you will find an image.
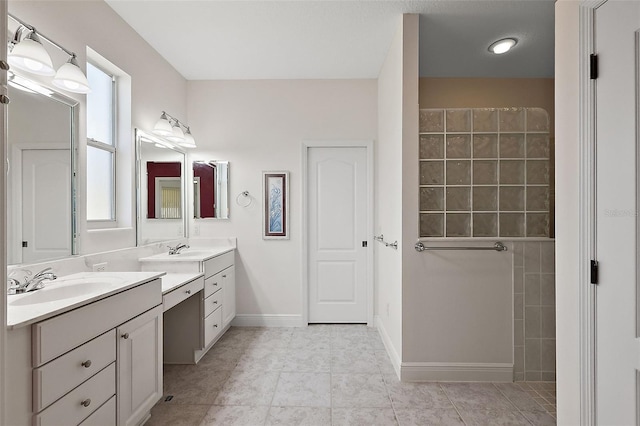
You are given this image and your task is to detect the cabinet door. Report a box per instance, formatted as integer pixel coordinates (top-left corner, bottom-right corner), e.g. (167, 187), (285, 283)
(117, 305), (163, 426)
(222, 266), (236, 328)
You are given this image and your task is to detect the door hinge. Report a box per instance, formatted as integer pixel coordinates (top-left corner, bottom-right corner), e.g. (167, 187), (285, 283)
(590, 259), (599, 284)
(590, 54), (598, 80)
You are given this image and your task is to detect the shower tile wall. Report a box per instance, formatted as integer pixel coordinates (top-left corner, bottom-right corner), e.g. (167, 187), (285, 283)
(513, 241), (556, 382)
(419, 108), (551, 238)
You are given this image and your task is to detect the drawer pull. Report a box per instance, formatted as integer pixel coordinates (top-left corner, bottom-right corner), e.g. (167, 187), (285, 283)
(81, 360), (92, 368)
(81, 399), (91, 408)
(213, 282), (218, 286)
(121, 333), (129, 339)
(222, 275), (227, 278)
(186, 290), (192, 295)
(213, 324), (218, 328)
(213, 301), (218, 304)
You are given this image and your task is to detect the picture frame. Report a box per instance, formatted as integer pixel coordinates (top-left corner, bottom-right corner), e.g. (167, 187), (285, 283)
(263, 171), (289, 239)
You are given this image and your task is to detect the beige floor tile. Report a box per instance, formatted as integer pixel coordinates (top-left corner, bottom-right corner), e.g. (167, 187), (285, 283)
(458, 409), (531, 425)
(146, 403), (209, 426)
(214, 370), (280, 406)
(271, 372), (331, 407)
(442, 383), (516, 411)
(331, 349), (379, 374)
(163, 365), (232, 405)
(200, 405), (270, 426)
(331, 407), (398, 426)
(282, 349), (331, 372)
(331, 373), (392, 408)
(394, 408), (464, 426)
(521, 410), (557, 426)
(266, 406), (331, 426)
(383, 376), (452, 409)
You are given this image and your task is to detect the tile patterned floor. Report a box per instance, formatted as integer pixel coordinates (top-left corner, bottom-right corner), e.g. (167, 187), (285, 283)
(147, 325), (557, 426)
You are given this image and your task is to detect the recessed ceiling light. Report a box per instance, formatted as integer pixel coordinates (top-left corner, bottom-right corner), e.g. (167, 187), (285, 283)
(489, 38), (518, 55)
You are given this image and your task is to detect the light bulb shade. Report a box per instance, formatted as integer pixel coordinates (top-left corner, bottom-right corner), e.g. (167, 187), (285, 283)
(153, 113), (173, 136)
(489, 38), (517, 55)
(167, 122), (185, 143)
(8, 32), (55, 76)
(52, 56), (91, 93)
(179, 130), (196, 148)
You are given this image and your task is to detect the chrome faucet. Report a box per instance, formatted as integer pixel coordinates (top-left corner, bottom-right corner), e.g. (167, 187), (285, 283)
(168, 243), (190, 255)
(8, 267), (57, 294)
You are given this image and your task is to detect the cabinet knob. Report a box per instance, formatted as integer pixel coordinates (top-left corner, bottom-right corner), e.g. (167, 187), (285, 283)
(222, 275), (227, 278)
(213, 300), (218, 304)
(121, 333), (129, 339)
(186, 290), (191, 294)
(0, 60), (9, 70)
(81, 360), (92, 368)
(213, 324), (218, 328)
(213, 282), (218, 286)
(81, 399), (91, 408)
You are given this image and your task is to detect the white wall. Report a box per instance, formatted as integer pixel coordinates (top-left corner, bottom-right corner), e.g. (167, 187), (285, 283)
(8, 0), (188, 256)
(187, 80), (377, 319)
(376, 14), (419, 366)
(555, 0), (581, 423)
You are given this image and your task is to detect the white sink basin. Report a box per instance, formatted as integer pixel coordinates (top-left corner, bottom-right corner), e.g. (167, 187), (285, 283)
(172, 250), (216, 258)
(9, 276), (125, 306)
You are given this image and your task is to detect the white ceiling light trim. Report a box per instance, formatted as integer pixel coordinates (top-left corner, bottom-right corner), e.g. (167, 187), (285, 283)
(488, 38), (518, 55)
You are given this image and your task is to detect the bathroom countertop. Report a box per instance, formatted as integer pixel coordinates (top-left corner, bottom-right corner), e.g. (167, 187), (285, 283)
(139, 246), (235, 263)
(7, 271), (165, 329)
(161, 273), (205, 294)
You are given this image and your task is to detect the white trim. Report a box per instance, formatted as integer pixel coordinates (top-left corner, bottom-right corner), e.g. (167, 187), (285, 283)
(231, 314), (303, 328)
(400, 362), (513, 383)
(375, 315), (401, 378)
(1, 1), (8, 421)
(301, 140), (375, 327)
(579, 2), (603, 425)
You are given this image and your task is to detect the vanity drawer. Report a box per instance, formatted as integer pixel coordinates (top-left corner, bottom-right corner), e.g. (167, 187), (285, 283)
(32, 280), (161, 367)
(163, 276), (204, 312)
(203, 251), (234, 278)
(78, 396), (115, 426)
(204, 307), (223, 348)
(33, 330), (116, 413)
(33, 362), (115, 426)
(204, 290), (222, 318)
(204, 272), (222, 298)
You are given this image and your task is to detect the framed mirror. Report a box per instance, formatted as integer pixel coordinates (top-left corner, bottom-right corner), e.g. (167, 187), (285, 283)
(193, 161), (229, 219)
(7, 76), (78, 265)
(136, 129), (186, 245)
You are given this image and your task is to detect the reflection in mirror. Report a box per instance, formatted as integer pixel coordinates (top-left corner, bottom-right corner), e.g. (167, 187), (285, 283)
(7, 77), (77, 266)
(193, 161), (229, 219)
(136, 129), (186, 245)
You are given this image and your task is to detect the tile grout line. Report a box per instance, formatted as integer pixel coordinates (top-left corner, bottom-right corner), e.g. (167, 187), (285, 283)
(491, 382), (537, 426)
(440, 383), (469, 426)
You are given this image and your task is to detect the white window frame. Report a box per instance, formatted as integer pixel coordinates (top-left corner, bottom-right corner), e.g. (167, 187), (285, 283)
(86, 60), (117, 228)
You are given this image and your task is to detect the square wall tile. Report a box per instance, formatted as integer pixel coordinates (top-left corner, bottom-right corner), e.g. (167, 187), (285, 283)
(526, 135), (550, 158)
(525, 339), (541, 371)
(514, 267), (524, 293)
(500, 160), (525, 184)
(420, 135), (444, 159)
(527, 213), (550, 238)
(540, 243), (555, 273)
(541, 340), (556, 372)
(514, 293), (524, 320)
(500, 108), (525, 132)
(500, 134), (525, 158)
(525, 274), (541, 306)
(473, 186), (497, 211)
(540, 274), (556, 306)
(473, 213), (497, 237)
(514, 346), (525, 374)
(447, 187), (471, 211)
(525, 371), (542, 381)
(420, 161), (444, 185)
(526, 108), (550, 132)
(500, 213), (525, 237)
(526, 186), (549, 211)
(541, 307), (556, 338)
(420, 213), (444, 237)
(446, 109), (471, 132)
(473, 108), (498, 132)
(527, 161), (549, 184)
(514, 319), (524, 346)
(420, 187), (444, 211)
(473, 160), (497, 185)
(446, 135), (471, 158)
(473, 134), (498, 158)
(420, 110), (444, 132)
(524, 242), (541, 273)
(446, 161), (471, 185)
(499, 187), (525, 211)
(541, 372), (556, 382)
(446, 213), (471, 237)
(513, 243), (524, 267)
(525, 307), (542, 339)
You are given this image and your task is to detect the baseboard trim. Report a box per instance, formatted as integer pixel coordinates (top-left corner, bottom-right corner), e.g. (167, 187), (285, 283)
(374, 315), (402, 378)
(401, 362), (513, 382)
(231, 314), (303, 328)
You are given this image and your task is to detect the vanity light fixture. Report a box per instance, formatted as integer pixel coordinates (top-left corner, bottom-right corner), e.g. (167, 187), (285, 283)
(488, 38), (518, 55)
(8, 14), (91, 93)
(152, 111), (197, 148)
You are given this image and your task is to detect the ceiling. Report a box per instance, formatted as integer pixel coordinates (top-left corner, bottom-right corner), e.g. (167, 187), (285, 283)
(105, 0), (555, 80)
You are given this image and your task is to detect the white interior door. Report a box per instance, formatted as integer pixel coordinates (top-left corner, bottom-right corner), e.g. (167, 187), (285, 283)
(308, 146), (368, 323)
(595, 1), (640, 423)
(22, 149), (71, 263)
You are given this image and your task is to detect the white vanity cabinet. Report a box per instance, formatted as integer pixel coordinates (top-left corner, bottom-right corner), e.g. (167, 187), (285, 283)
(6, 276), (163, 426)
(141, 248), (235, 364)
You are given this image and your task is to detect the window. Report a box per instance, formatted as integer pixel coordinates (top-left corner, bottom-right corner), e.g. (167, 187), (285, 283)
(419, 107), (552, 238)
(86, 62), (116, 222)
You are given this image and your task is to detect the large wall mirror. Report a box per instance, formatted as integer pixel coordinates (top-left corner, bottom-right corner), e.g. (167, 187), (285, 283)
(7, 76), (78, 265)
(193, 161), (229, 219)
(136, 129), (186, 245)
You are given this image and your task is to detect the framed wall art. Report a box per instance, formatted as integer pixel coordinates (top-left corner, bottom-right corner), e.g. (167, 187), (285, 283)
(263, 171), (289, 239)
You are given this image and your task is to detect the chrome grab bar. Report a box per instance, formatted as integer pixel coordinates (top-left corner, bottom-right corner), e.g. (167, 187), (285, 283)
(414, 241), (508, 252)
(374, 234), (398, 250)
